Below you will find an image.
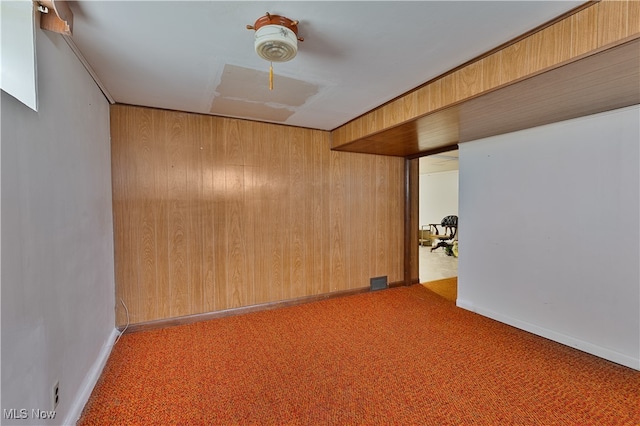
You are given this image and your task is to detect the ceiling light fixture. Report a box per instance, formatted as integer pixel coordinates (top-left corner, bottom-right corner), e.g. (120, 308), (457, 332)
(247, 13), (304, 90)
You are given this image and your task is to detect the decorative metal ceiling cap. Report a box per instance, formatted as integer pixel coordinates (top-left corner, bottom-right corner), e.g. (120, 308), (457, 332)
(247, 13), (304, 63)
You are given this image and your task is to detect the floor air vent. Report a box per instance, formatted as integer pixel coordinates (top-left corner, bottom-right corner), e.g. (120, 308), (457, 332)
(370, 276), (388, 291)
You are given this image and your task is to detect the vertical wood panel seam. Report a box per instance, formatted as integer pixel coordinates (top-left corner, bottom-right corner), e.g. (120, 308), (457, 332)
(112, 105), (406, 324)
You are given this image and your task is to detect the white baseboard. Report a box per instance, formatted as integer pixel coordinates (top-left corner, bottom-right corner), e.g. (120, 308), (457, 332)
(64, 328), (119, 425)
(455, 298), (474, 312)
(456, 300), (639, 371)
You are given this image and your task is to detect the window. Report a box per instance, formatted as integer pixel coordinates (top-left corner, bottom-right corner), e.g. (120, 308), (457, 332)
(1, 0), (38, 111)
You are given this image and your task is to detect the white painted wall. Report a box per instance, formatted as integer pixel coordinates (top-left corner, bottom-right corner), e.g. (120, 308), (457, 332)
(418, 170), (459, 228)
(457, 105), (640, 370)
(1, 25), (116, 425)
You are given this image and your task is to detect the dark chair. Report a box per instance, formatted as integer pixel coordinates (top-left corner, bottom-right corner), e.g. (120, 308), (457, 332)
(428, 215), (458, 253)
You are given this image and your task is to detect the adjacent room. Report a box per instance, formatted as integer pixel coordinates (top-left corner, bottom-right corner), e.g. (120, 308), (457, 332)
(418, 151), (460, 300)
(2, 1), (639, 424)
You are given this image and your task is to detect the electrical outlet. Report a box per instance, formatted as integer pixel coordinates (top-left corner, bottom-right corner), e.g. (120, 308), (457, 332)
(52, 381), (59, 411)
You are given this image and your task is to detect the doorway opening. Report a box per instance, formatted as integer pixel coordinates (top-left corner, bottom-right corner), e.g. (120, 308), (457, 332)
(417, 149), (459, 300)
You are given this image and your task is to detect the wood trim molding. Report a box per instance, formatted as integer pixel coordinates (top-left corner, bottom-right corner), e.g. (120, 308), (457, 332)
(37, 0), (115, 103)
(39, 0), (73, 35)
(406, 158), (420, 286)
(403, 159), (411, 286)
(403, 158), (421, 286)
(340, 0), (598, 127)
(62, 35), (115, 104)
(406, 144), (460, 161)
(120, 281), (407, 334)
(330, 0), (639, 151)
(334, 37), (639, 157)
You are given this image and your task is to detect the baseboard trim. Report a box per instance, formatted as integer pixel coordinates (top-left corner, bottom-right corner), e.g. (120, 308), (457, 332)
(122, 281), (407, 334)
(391, 279), (412, 288)
(65, 327), (119, 425)
(456, 300), (640, 371)
(455, 298), (474, 311)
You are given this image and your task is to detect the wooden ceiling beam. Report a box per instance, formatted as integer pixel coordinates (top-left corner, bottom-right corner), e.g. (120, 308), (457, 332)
(333, 38), (640, 158)
(331, 0), (640, 157)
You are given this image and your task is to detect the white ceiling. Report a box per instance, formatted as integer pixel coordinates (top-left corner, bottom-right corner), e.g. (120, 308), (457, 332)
(419, 150), (459, 174)
(68, 1), (585, 131)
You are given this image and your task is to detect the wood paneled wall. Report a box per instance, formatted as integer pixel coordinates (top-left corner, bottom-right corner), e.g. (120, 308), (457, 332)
(332, 0), (640, 148)
(111, 105), (406, 326)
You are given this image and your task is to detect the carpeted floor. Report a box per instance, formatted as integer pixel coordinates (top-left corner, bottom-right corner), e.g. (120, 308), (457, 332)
(79, 285), (640, 425)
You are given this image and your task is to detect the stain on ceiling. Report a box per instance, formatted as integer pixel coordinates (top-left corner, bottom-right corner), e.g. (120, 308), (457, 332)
(68, 1), (586, 131)
(210, 64), (320, 123)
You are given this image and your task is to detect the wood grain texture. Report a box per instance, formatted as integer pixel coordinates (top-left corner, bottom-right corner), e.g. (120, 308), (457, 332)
(111, 109), (139, 325)
(212, 119), (228, 312)
(334, 37), (639, 159)
(426, 79), (443, 113)
(596, 0), (628, 47)
(438, 73), (457, 107)
(480, 52), (503, 90)
(111, 105), (405, 326)
(387, 158), (404, 282)
(312, 130), (331, 296)
(137, 108), (157, 322)
(459, 39), (640, 142)
(288, 127), (306, 299)
(629, 0), (640, 36)
(186, 114), (205, 315)
(402, 91), (419, 120)
(200, 116), (216, 313)
(166, 111), (190, 318)
(453, 61), (484, 102)
(408, 158), (420, 284)
(500, 38), (532, 84)
(571, 5), (598, 57)
(383, 98), (404, 129)
(528, 17), (573, 73)
(348, 153), (375, 289)
(328, 149), (348, 292)
(331, 1), (635, 151)
(415, 85), (430, 117)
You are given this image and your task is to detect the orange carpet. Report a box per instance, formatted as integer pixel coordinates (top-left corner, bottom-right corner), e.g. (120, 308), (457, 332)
(79, 285), (639, 425)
